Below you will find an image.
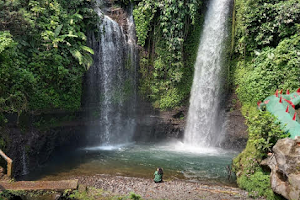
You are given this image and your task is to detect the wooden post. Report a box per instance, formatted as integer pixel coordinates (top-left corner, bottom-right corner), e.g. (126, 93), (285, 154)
(0, 149), (13, 177)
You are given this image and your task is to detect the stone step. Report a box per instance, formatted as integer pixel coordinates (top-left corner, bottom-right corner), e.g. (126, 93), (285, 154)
(0, 180), (78, 192)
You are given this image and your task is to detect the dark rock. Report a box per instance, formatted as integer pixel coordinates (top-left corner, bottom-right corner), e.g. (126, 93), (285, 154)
(1, 113), (88, 178)
(263, 137), (300, 200)
(221, 92), (248, 151)
(134, 99), (186, 142)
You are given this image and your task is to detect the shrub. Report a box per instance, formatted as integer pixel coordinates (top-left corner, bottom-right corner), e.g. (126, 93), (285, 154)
(232, 107), (288, 199)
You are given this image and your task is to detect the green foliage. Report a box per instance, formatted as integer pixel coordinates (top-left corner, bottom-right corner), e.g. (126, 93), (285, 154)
(62, 187), (143, 200)
(232, 1), (299, 198)
(159, 88), (183, 109)
(133, 0), (201, 47)
(238, 171), (278, 200)
(246, 107), (289, 153)
(132, 1), (156, 46)
(233, 0), (300, 104)
(0, 31), (13, 53)
(234, 0), (300, 55)
(235, 34), (300, 104)
(0, 190), (59, 200)
(134, 1), (203, 109)
(67, 190), (94, 200)
(0, 0), (98, 118)
(232, 107), (287, 199)
(129, 192), (142, 200)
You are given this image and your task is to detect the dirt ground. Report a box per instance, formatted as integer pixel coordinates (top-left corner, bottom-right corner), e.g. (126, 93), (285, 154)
(73, 174), (265, 200)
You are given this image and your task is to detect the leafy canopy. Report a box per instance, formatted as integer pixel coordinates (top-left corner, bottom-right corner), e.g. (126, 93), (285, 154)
(0, 0), (98, 121)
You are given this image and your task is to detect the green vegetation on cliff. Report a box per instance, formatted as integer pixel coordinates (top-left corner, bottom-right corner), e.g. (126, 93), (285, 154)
(233, 0), (300, 103)
(231, 0), (300, 198)
(0, 0), (98, 122)
(232, 106), (288, 199)
(133, 0), (204, 109)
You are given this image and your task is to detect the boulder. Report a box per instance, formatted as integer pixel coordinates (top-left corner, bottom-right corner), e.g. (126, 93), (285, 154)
(263, 137), (300, 200)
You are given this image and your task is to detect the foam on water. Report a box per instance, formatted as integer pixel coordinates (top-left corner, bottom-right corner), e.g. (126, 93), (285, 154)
(83, 142), (134, 151)
(171, 141), (222, 155)
(153, 140), (235, 156)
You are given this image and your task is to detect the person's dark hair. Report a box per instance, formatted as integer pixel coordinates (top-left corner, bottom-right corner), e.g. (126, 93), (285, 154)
(158, 168), (163, 175)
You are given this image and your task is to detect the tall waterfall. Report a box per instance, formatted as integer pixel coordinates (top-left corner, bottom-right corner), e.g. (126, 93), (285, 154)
(85, 1), (137, 145)
(184, 0), (231, 147)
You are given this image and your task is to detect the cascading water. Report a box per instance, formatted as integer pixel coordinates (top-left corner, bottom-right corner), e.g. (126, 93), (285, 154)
(22, 147), (28, 175)
(22, 0), (241, 185)
(184, 0), (231, 147)
(85, 0), (137, 145)
(127, 5), (138, 102)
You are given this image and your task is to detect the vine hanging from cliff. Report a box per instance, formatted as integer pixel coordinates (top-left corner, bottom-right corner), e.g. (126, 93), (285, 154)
(133, 0), (203, 109)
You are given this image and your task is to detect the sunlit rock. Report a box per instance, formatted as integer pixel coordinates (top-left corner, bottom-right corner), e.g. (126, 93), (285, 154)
(263, 137), (300, 200)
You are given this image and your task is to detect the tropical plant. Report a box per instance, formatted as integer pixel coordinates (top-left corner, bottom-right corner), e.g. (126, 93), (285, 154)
(0, 0), (98, 122)
(133, 0), (203, 109)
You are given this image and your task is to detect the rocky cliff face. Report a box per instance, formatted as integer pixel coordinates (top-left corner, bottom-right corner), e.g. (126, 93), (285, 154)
(262, 137), (300, 200)
(134, 100), (186, 142)
(1, 96), (248, 178)
(0, 112), (88, 178)
(135, 93), (248, 151)
(221, 93), (248, 151)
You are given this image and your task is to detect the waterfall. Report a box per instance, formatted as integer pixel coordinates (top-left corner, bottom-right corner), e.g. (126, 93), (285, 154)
(184, 0), (231, 147)
(85, 1), (137, 145)
(22, 147), (28, 175)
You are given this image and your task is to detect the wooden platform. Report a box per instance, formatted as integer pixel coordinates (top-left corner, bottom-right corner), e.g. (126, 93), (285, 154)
(0, 180), (78, 191)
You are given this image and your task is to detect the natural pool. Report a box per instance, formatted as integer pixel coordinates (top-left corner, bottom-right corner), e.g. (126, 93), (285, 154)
(22, 140), (238, 186)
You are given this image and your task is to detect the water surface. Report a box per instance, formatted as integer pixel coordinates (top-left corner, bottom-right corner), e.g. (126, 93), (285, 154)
(23, 141), (237, 185)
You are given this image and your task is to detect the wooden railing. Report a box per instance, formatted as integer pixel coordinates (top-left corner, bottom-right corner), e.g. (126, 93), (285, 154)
(0, 149), (12, 177)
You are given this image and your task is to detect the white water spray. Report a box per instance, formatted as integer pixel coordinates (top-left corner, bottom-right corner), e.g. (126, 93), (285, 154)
(184, 0), (231, 147)
(22, 147), (28, 175)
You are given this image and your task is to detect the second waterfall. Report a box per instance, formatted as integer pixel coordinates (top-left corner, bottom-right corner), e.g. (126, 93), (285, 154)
(84, 0), (138, 146)
(184, 0), (232, 147)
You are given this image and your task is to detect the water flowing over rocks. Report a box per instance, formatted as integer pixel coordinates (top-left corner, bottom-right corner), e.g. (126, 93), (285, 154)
(262, 137), (300, 200)
(84, 0), (138, 145)
(184, 0), (231, 147)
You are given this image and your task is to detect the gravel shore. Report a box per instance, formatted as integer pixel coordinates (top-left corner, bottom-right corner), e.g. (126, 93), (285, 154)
(74, 174), (265, 200)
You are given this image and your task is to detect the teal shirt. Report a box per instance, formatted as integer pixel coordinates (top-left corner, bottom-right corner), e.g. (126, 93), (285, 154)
(154, 171), (162, 182)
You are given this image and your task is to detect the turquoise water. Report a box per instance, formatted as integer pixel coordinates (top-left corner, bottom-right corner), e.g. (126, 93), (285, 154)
(23, 141), (238, 185)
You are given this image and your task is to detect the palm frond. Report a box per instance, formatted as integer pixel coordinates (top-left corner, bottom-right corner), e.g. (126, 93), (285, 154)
(70, 49), (83, 65)
(80, 45), (94, 55)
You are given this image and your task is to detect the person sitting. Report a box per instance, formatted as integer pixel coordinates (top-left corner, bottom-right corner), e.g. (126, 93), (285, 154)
(154, 167), (163, 183)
